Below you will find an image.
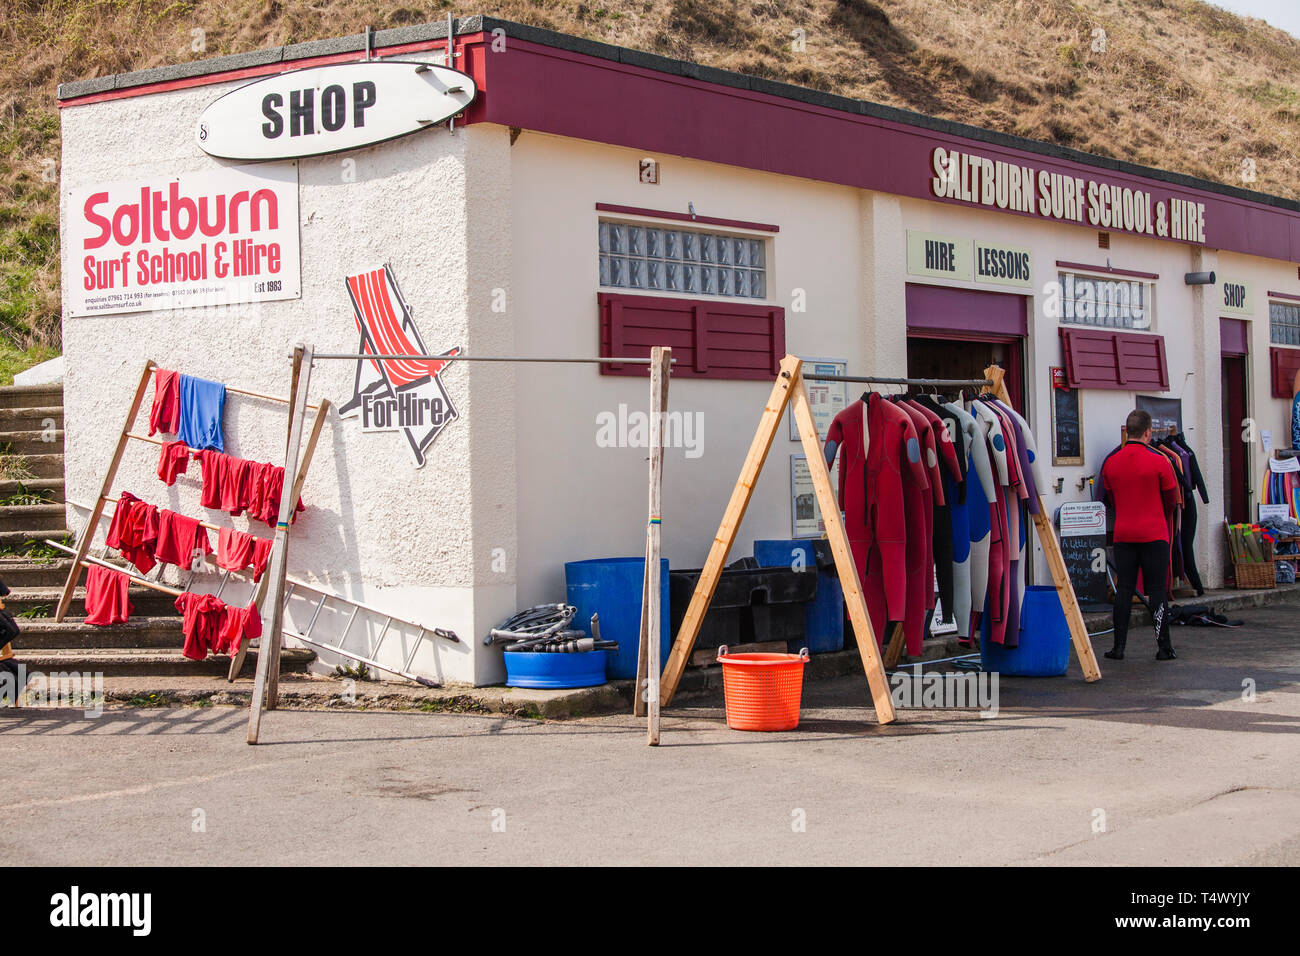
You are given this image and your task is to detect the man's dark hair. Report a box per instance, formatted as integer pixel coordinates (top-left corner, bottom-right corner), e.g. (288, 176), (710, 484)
(1126, 409), (1153, 439)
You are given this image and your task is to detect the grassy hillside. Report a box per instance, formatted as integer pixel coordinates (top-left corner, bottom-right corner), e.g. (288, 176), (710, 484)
(4, 0), (1299, 359)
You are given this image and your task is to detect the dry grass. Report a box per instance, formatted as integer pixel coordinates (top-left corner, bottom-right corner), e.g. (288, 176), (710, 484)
(3, 0), (1299, 355)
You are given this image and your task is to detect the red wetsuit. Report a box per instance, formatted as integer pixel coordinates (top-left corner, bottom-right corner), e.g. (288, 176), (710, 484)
(1100, 442), (1179, 543)
(896, 401), (942, 654)
(826, 394), (929, 651)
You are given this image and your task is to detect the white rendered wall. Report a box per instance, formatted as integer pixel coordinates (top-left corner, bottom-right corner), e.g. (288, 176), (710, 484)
(507, 132), (866, 611)
(59, 71), (514, 685)
(505, 128), (1265, 620)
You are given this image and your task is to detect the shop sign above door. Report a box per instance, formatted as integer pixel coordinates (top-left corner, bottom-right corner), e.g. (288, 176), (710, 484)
(195, 61), (477, 160)
(1220, 277), (1253, 316)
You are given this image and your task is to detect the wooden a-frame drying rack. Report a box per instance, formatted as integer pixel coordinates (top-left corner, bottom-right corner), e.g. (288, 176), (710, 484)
(656, 354), (1102, 722)
(53, 356), (330, 686)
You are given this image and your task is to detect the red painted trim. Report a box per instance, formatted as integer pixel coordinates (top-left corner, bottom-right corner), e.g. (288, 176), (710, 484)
(1270, 346), (1300, 398)
(58, 36), (484, 107)
(595, 203), (779, 233)
(1055, 260), (1160, 280)
(907, 328), (1020, 344)
(1267, 290), (1300, 303)
(479, 37), (1300, 262)
(1219, 317), (1250, 356)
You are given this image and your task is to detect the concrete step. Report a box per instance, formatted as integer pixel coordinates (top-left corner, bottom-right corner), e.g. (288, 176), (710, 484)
(0, 384), (64, 410)
(15, 646), (315, 678)
(0, 558), (75, 588)
(5, 586), (178, 619)
(0, 531), (72, 555)
(0, 430), (64, 456)
(0, 502), (67, 533)
(0, 453), (64, 479)
(13, 615), (184, 650)
(0, 478), (64, 503)
(0, 405), (63, 430)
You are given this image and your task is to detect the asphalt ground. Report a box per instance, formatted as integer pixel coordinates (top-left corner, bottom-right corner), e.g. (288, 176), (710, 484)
(1, 603), (1297, 866)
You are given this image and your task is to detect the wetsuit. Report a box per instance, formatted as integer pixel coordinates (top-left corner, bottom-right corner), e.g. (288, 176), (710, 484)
(826, 395), (929, 651)
(907, 399), (962, 628)
(945, 402), (995, 639)
(896, 400), (942, 654)
(972, 400), (1012, 644)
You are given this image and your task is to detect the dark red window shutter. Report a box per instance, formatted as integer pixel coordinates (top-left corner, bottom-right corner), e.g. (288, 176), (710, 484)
(1060, 327), (1169, 391)
(1270, 347), (1300, 398)
(598, 293), (785, 380)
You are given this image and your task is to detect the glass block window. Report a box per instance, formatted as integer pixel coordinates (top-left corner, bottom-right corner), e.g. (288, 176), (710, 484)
(1058, 271), (1150, 330)
(1270, 301), (1300, 346)
(599, 221), (767, 299)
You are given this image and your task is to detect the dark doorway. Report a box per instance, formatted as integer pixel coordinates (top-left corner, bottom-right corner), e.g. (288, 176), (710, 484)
(1221, 354), (1250, 524)
(907, 334), (1025, 413)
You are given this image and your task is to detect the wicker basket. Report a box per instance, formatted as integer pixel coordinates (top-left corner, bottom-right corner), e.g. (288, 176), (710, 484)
(1234, 560), (1276, 589)
(1234, 535), (1276, 589)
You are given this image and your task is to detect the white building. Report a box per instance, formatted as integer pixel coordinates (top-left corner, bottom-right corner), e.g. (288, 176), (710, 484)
(57, 16), (1300, 685)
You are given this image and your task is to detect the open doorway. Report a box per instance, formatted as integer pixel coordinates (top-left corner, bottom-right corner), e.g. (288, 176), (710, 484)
(906, 334), (1025, 411)
(903, 283), (1028, 414)
(1221, 353), (1250, 524)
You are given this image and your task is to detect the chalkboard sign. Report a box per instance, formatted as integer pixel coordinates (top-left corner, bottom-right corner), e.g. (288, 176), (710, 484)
(1058, 502), (1110, 607)
(1051, 368), (1084, 465)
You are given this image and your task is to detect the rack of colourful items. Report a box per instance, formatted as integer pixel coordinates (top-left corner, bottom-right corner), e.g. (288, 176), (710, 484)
(657, 357), (1102, 722)
(52, 359), (329, 682)
(814, 376), (1059, 668)
(1261, 449), (1300, 520)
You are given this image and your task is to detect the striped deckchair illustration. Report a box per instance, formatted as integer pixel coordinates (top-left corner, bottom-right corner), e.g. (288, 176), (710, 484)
(338, 264), (459, 467)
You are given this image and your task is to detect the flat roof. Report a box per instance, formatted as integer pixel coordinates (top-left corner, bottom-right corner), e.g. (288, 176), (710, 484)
(57, 13), (1300, 219)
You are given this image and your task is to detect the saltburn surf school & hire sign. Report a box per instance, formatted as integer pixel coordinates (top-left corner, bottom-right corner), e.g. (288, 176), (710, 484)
(68, 163), (301, 317)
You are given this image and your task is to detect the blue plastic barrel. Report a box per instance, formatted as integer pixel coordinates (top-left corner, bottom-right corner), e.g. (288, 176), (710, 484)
(565, 557), (670, 680)
(504, 649), (607, 689)
(753, 540), (844, 653)
(980, 585), (1070, 676)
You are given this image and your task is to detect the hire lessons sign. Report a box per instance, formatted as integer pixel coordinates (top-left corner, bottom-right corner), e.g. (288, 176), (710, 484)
(68, 163), (301, 317)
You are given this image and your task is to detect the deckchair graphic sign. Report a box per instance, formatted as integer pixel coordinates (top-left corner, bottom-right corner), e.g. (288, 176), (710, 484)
(338, 265), (459, 467)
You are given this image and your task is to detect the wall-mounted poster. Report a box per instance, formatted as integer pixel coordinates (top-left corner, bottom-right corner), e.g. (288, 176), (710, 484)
(1050, 366), (1084, 466)
(790, 454), (838, 538)
(67, 162), (302, 317)
(338, 264), (460, 468)
(1136, 395), (1183, 438)
(790, 358), (848, 441)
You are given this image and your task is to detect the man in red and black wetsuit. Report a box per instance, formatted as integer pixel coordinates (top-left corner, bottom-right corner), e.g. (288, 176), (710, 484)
(1098, 409), (1180, 661)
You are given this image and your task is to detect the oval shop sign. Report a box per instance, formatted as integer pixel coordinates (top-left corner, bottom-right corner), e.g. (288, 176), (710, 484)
(195, 60), (477, 160)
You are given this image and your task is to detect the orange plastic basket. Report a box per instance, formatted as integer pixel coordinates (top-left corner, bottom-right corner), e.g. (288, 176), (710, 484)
(717, 646), (810, 731)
